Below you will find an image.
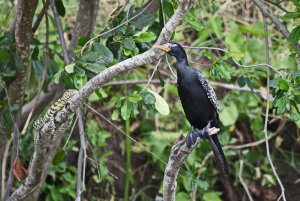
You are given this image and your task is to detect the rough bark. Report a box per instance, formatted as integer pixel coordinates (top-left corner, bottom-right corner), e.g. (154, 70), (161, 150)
(69, 0), (100, 56)
(7, 0), (193, 200)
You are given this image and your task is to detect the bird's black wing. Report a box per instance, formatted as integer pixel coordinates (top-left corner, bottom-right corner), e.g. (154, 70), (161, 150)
(197, 72), (228, 175)
(197, 72), (220, 114)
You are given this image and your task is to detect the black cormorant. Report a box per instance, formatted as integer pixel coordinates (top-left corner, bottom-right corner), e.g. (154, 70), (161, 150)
(154, 42), (228, 175)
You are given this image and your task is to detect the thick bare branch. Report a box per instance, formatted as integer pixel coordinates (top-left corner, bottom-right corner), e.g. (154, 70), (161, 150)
(163, 127), (219, 201)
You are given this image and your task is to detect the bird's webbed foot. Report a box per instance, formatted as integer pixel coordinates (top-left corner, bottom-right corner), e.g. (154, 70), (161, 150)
(186, 130), (198, 148)
(185, 123), (214, 148)
(196, 122), (212, 140)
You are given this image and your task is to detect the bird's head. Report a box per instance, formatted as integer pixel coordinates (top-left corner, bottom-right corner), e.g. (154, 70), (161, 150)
(153, 42), (186, 58)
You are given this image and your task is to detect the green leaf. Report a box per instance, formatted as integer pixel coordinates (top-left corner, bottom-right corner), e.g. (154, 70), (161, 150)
(184, 8), (204, 31)
(281, 12), (300, 19)
(55, 0), (66, 17)
(92, 43), (114, 64)
(77, 36), (90, 47)
(131, 12), (156, 30)
(289, 100), (300, 121)
(0, 49), (9, 64)
(141, 92), (156, 105)
(157, 68), (165, 86)
(162, 1), (174, 17)
(148, 89), (170, 115)
(175, 192), (190, 201)
(288, 26), (300, 44)
(219, 103), (238, 126)
(83, 63), (106, 74)
(65, 63), (75, 74)
(277, 79), (289, 90)
(127, 93), (142, 103)
(263, 174), (276, 185)
(273, 92), (288, 115)
(74, 75), (87, 89)
(0, 70), (16, 77)
(203, 50), (216, 62)
(270, 77), (280, 88)
(213, 63), (231, 80)
(112, 109), (119, 121)
(121, 100), (131, 120)
(239, 22), (264, 36)
(53, 149), (66, 165)
(31, 46), (39, 60)
(237, 76), (246, 87)
(54, 69), (63, 84)
(203, 192), (222, 201)
(123, 38), (137, 51)
(134, 32), (156, 43)
(195, 180), (209, 191)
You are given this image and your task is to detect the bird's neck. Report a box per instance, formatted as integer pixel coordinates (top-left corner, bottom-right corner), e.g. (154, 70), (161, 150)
(175, 55), (189, 73)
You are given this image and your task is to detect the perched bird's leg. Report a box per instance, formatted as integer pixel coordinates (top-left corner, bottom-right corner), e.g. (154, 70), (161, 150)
(197, 122), (212, 140)
(185, 130), (198, 148)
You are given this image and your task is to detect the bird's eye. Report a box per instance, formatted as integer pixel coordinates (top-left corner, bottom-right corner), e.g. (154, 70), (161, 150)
(168, 45), (172, 49)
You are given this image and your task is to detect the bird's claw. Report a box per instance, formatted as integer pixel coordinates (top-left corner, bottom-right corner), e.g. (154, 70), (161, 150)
(186, 130), (198, 148)
(185, 122), (217, 148)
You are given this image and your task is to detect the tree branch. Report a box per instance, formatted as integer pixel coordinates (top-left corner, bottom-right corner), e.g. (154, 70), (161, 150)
(252, 0), (300, 51)
(75, 109), (87, 201)
(163, 127), (219, 201)
(50, 0), (71, 65)
(261, 13), (286, 201)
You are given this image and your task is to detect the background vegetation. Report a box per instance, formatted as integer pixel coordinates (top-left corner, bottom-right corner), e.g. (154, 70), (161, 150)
(0, 0), (300, 200)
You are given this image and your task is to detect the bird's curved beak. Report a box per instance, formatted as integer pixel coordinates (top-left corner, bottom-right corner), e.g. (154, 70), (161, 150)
(153, 44), (171, 52)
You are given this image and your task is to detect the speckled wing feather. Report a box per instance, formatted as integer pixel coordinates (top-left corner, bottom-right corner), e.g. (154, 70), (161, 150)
(197, 72), (220, 114)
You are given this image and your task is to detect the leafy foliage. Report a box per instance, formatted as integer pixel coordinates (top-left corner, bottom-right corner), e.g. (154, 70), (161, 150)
(2, 0), (300, 200)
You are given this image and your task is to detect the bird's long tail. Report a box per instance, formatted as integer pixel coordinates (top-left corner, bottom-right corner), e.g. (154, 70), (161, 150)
(207, 134), (228, 175)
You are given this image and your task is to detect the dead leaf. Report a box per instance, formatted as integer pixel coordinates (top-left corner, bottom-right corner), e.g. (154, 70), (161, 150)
(13, 157), (28, 181)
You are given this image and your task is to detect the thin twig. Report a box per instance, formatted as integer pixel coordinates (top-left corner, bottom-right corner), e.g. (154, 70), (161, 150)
(63, 116), (78, 149)
(75, 109), (87, 201)
(32, 0), (49, 34)
(239, 160), (254, 201)
(50, 0), (71, 64)
(140, 59), (161, 92)
(263, 0), (288, 12)
(86, 156), (118, 180)
(183, 45), (283, 76)
(1, 140), (12, 200)
(103, 79), (272, 100)
(262, 14), (286, 201)
(166, 56), (177, 79)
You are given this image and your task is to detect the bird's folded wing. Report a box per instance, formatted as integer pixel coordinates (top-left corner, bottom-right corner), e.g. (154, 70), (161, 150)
(197, 72), (220, 113)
